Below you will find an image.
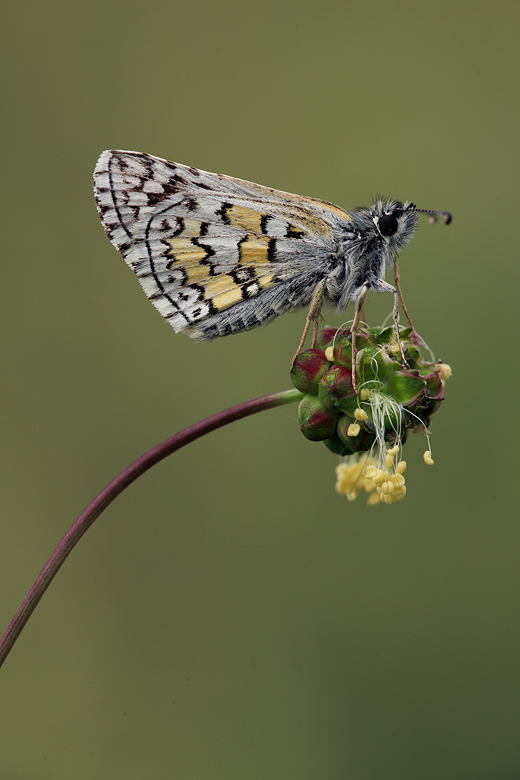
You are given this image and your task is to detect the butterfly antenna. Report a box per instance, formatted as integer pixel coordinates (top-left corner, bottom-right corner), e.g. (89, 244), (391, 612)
(414, 207), (452, 225)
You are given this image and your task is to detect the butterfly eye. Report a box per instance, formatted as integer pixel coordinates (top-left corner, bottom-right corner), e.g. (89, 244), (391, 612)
(378, 213), (399, 236)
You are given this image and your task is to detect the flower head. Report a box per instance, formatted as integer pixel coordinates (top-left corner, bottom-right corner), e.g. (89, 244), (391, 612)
(291, 324), (450, 505)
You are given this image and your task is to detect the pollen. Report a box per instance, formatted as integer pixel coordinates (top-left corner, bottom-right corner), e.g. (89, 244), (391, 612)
(336, 448), (410, 506)
(438, 363), (452, 384)
(335, 455), (378, 503)
(363, 446), (408, 504)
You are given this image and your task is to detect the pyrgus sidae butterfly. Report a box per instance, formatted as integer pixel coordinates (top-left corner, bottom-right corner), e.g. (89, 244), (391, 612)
(94, 150), (451, 382)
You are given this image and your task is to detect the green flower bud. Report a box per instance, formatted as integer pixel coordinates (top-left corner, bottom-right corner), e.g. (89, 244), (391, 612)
(298, 395), (338, 441)
(317, 364), (357, 413)
(383, 370), (426, 406)
(315, 327), (338, 349)
(290, 348), (331, 395)
(336, 413), (376, 452)
(323, 432), (354, 456)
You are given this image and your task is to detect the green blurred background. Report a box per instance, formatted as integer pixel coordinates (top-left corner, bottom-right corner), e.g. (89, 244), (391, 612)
(2, 1), (519, 778)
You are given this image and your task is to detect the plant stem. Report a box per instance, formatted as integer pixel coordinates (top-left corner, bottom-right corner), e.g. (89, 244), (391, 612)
(0, 388), (302, 669)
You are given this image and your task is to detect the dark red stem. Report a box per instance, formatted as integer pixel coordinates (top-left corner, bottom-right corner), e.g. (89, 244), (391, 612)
(0, 389), (302, 668)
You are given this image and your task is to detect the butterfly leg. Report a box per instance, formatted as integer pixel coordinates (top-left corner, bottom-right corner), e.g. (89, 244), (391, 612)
(290, 280), (326, 369)
(351, 284), (369, 394)
(394, 262), (423, 348)
(391, 284), (410, 367)
(359, 297), (367, 330)
(370, 278), (409, 368)
(311, 317), (321, 348)
(394, 261), (415, 331)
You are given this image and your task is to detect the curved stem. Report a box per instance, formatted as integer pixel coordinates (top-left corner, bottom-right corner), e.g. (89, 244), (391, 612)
(0, 388), (302, 669)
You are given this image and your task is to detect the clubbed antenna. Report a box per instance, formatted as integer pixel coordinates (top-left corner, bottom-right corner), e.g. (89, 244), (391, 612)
(414, 207), (452, 225)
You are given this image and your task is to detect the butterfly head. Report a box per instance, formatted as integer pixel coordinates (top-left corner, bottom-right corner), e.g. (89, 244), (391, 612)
(367, 198), (452, 254)
(370, 199), (419, 254)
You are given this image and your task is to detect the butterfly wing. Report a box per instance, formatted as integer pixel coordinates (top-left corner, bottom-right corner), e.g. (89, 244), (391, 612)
(93, 150), (353, 338)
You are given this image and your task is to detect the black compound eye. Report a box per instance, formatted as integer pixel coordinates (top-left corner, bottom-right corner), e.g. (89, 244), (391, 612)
(377, 213), (399, 236)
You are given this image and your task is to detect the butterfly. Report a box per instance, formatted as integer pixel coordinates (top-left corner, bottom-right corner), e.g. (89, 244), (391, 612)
(93, 150), (451, 380)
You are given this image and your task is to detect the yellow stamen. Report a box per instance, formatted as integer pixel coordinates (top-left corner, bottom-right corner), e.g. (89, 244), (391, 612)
(423, 450), (434, 465)
(325, 346), (334, 361)
(438, 363), (452, 383)
(372, 469), (385, 484)
(335, 456), (379, 504)
(354, 407), (368, 421)
(347, 423), (361, 437)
